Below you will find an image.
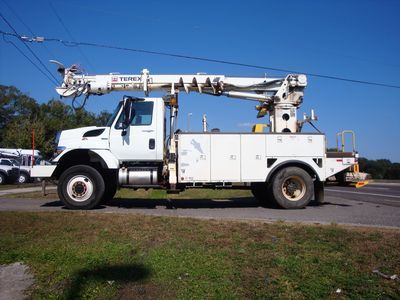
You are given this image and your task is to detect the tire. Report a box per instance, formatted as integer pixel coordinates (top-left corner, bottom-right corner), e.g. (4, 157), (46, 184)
(314, 180), (325, 204)
(102, 183), (117, 204)
(251, 182), (269, 203)
(270, 167), (313, 209)
(0, 173), (5, 185)
(18, 172), (29, 184)
(58, 165), (105, 210)
(101, 170), (118, 204)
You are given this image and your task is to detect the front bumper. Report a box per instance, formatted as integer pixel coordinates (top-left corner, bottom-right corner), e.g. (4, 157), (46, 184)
(31, 165), (57, 178)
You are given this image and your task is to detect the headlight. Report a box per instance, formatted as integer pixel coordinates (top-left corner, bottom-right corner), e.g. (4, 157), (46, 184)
(53, 146), (66, 159)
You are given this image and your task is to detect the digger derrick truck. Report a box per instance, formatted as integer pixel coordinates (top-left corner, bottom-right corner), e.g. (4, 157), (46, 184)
(31, 61), (358, 209)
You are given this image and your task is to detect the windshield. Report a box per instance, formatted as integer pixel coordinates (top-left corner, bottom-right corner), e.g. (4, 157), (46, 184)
(10, 159), (20, 166)
(106, 102), (123, 127)
(0, 159), (13, 166)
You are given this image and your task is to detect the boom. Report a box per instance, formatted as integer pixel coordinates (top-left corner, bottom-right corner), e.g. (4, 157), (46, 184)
(51, 61), (308, 133)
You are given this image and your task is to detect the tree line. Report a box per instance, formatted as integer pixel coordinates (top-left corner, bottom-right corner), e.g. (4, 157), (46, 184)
(1, 85), (399, 179)
(0, 85), (111, 158)
(358, 158), (400, 180)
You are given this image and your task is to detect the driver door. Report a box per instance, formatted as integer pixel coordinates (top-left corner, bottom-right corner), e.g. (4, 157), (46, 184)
(109, 99), (157, 161)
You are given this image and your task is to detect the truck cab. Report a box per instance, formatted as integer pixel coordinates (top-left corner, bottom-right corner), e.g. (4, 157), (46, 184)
(52, 97), (165, 164)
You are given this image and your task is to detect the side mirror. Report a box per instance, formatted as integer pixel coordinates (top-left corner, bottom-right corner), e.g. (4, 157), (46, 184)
(121, 98), (135, 130)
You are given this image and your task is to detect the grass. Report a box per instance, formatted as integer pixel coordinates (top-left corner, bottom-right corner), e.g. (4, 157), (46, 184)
(1, 212), (399, 299)
(0, 182), (44, 191)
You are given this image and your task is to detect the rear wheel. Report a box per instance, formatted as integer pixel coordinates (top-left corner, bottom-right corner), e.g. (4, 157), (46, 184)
(314, 180), (325, 204)
(251, 182), (269, 205)
(271, 167), (313, 209)
(0, 173), (5, 185)
(58, 165), (105, 210)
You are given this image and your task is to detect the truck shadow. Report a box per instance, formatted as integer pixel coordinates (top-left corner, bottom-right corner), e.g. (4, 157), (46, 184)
(108, 197), (260, 209)
(64, 263), (150, 299)
(107, 198), (352, 209)
(41, 198), (351, 209)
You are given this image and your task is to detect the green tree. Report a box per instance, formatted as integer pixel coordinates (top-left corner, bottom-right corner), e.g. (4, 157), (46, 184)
(96, 111), (112, 126)
(386, 163), (400, 179)
(359, 158), (400, 179)
(2, 119), (46, 151)
(0, 85), (113, 158)
(0, 85), (39, 138)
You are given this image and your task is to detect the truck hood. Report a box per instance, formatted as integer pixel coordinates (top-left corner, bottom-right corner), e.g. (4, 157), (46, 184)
(58, 126), (110, 150)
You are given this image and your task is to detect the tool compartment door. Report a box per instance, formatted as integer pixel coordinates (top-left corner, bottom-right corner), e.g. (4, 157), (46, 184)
(241, 134), (267, 181)
(178, 134), (210, 182)
(210, 134), (241, 181)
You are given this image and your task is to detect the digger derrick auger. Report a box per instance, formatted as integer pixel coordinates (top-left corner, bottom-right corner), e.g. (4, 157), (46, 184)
(51, 60), (307, 133)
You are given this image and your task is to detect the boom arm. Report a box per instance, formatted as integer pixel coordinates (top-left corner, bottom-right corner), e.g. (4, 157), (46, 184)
(51, 61), (308, 133)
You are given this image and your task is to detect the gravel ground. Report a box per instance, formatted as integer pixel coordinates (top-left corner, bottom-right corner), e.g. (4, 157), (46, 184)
(0, 262), (34, 300)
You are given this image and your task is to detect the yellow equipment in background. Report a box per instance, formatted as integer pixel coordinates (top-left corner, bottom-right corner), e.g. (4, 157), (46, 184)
(335, 130), (369, 188)
(252, 124), (268, 133)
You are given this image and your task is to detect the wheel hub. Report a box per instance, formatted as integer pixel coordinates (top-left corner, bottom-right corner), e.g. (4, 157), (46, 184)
(72, 181), (87, 196)
(66, 175), (94, 202)
(282, 175), (306, 201)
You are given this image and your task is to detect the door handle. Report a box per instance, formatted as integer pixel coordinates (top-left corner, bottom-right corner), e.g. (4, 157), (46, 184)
(142, 129), (154, 133)
(149, 139), (155, 150)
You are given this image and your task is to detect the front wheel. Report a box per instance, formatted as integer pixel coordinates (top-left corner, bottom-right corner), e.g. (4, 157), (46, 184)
(58, 165), (105, 210)
(271, 167), (313, 209)
(18, 172), (29, 184)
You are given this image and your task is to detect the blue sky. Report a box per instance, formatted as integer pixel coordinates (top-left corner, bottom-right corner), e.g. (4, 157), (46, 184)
(1, 0), (399, 162)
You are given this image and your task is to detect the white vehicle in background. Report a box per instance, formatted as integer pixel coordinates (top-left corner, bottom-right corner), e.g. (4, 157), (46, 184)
(0, 158), (31, 184)
(0, 149), (42, 183)
(32, 62), (359, 210)
(0, 161), (19, 185)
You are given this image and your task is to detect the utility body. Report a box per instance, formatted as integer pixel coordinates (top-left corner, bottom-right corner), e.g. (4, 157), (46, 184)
(32, 62), (358, 209)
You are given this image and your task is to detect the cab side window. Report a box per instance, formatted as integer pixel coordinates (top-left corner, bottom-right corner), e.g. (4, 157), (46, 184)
(116, 102), (154, 129)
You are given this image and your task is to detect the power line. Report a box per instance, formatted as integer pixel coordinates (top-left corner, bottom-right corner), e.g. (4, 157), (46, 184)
(1, 0), (35, 35)
(1, 29), (400, 90)
(0, 14), (59, 85)
(2, 34), (57, 85)
(1, 0), (56, 59)
(48, 2), (96, 72)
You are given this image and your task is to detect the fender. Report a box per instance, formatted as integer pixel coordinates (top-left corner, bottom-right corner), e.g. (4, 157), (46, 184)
(266, 159), (322, 182)
(54, 148), (119, 169)
(89, 149), (119, 169)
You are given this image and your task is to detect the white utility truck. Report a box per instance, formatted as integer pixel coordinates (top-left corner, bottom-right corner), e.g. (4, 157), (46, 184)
(32, 62), (358, 209)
